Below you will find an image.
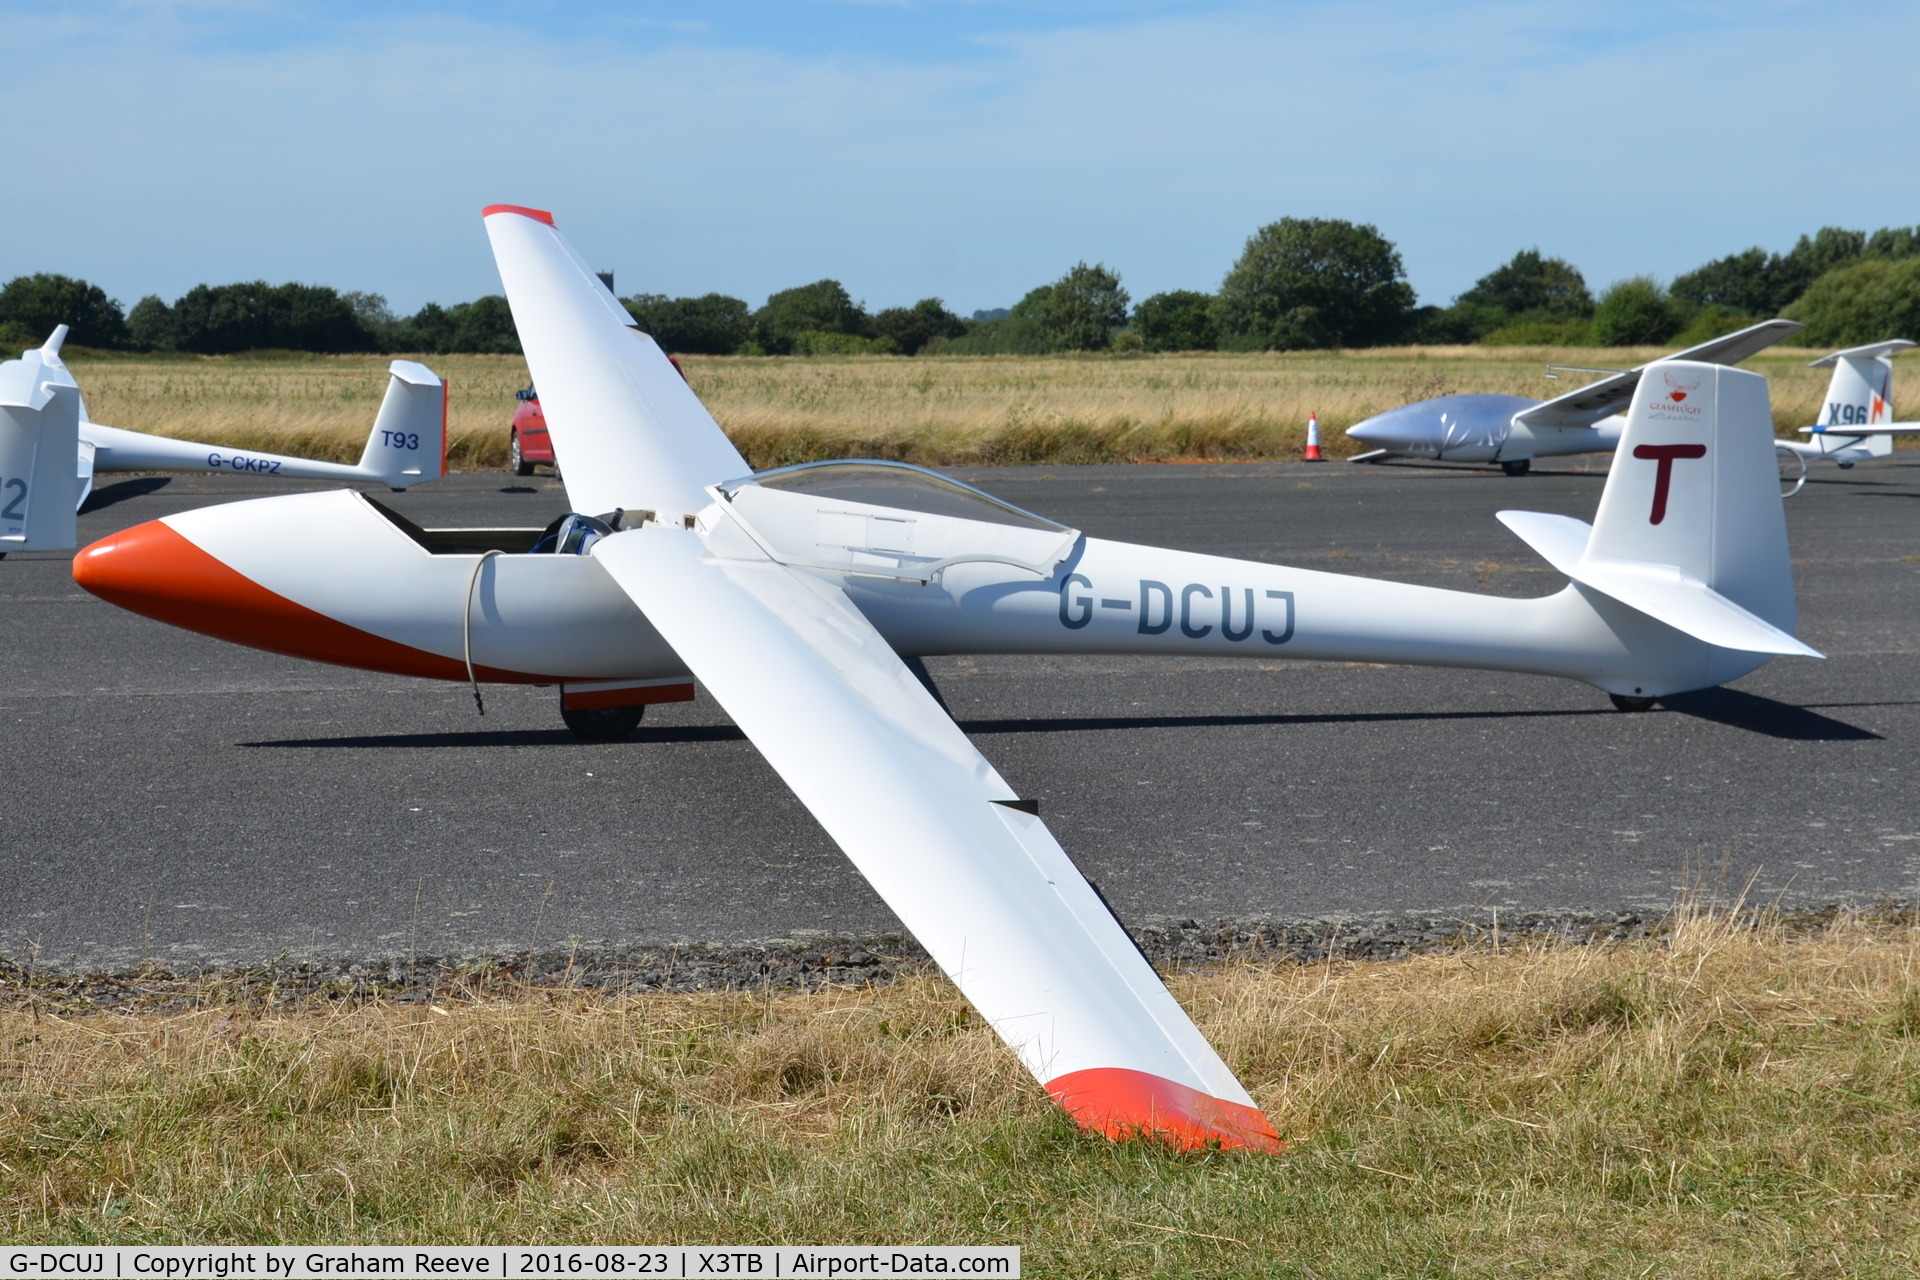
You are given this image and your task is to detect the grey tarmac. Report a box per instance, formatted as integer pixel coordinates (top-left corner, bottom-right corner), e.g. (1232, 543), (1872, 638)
(2, 456), (1917, 975)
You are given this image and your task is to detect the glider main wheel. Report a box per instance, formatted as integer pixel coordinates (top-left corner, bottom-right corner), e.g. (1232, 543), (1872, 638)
(1500, 459), (1531, 477)
(509, 431), (535, 477)
(1608, 693), (1656, 713)
(561, 703), (645, 741)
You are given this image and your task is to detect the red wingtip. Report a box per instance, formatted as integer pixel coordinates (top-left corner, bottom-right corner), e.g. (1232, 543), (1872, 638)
(482, 204), (555, 226)
(1047, 1067), (1285, 1154)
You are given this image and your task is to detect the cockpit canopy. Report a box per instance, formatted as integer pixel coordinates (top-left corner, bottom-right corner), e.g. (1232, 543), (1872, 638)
(724, 460), (1068, 532)
(717, 460), (1078, 583)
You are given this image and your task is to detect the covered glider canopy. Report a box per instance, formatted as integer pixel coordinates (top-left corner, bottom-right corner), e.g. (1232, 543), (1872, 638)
(483, 204), (1282, 1152)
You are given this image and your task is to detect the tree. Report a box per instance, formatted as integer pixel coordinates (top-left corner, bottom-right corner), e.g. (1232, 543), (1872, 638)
(1033, 262), (1129, 352)
(167, 281), (380, 353)
(445, 295), (520, 354)
(1785, 258), (1920, 346)
(1590, 277), (1680, 346)
(0, 273), (127, 348)
(1671, 226), (1920, 319)
(1131, 290), (1217, 351)
(1456, 249), (1592, 320)
(624, 293), (752, 355)
(383, 296), (522, 354)
(1671, 247), (1779, 315)
(871, 298), (969, 356)
(126, 295), (178, 351)
(936, 288), (1053, 355)
(1864, 226), (1920, 260)
(753, 280), (870, 355)
(1213, 218), (1414, 350)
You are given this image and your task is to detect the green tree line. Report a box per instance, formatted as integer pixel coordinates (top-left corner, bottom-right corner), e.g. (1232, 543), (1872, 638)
(5, 219), (1917, 357)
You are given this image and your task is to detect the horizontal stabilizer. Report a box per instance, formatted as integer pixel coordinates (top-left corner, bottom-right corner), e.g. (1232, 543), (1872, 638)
(1494, 510), (1589, 575)
(1501, 510), (1819, 656)
(1587, 556), (1813, 656)
(1809, 339), (1916, 368)
(1506, 460), (1822, 663)
(1799, 421), (1920, 436)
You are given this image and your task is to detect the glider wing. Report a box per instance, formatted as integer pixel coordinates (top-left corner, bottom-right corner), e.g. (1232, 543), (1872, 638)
(483, 206), (748, 519)
(1514, 319), (1805, 431)
(590, 524), (1282, 1152)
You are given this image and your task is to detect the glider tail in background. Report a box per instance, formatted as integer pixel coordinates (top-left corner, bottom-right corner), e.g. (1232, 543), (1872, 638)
(0, 360), (80, 554)
(78, 359), (447, 493)
(355, 359), (449, 488)
(1803, 340), (1913, 459)
(1499, 360), (1818, 658)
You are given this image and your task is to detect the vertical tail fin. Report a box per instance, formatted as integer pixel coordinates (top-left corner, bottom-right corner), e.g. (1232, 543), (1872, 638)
(36, 324), (70, 368)
(1572, 359), (1811, 652)
(1808, 340), (1912, 459)
(355, 360), (447, 490)
(0, 373), (80, 552)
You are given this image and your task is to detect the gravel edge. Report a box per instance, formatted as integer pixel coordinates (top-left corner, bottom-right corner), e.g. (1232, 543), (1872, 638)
(0, 903), (1903, 1015)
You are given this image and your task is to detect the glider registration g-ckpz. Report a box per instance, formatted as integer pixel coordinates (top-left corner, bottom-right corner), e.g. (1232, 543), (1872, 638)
(0, 327), (446, 554)
(73, 207), (1824, 1153)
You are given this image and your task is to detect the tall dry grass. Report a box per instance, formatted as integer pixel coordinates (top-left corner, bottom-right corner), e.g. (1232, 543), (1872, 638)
(5, 909), (1920, 1274)
(61, 347), (1896, 473)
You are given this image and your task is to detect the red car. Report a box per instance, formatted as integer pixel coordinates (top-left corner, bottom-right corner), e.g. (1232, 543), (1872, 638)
(509, 386), (554, 476)
(509, 358), (687, 476)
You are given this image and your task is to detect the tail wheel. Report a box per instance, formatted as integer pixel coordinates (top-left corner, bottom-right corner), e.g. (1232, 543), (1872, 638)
(1609, 693), (1656, 713)
(510, 431), (535, 477)
(561, 703), (645, 740)
(1500, 459), (1531, 477)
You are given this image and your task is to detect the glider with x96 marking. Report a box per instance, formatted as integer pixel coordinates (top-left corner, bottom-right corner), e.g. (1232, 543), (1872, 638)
(74, 206), (1823, 1151)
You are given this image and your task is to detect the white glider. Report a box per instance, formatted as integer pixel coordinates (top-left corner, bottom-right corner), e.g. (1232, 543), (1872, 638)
(1780, 340), (1920, 480)
(73, 206), (1826, 1151)
(0, 326), (446, 552)
(1345, 319), (1804, 474)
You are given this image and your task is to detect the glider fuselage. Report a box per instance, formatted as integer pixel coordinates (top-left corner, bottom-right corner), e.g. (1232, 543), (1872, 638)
(73, 485), (1762, 701)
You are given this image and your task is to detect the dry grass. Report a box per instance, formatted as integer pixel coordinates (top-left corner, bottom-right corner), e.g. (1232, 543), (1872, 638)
(5, 907), (1920, 1274)
(62, 347), (1907, 473)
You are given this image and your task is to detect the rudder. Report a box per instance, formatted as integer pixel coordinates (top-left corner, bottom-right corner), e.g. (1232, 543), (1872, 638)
(1809, 340), (1910, 459)
(356, 360), (447, 490)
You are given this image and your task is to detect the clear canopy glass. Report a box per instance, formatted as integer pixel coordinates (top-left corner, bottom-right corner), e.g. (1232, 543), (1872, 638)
(727, 460), (1066, 531)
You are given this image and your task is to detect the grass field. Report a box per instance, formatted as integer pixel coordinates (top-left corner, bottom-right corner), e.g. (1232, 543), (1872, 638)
(5, 908), (1920, 1274)
(61, 346), (1912, 473)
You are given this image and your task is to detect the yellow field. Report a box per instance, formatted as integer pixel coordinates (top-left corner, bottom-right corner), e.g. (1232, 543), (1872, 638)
(61, 346), (1906, 472)
(5, 910), (1920, 1273)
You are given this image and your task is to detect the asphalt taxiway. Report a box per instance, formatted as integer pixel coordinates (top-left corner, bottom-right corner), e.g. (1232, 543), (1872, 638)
(3, 457), (1916, 971)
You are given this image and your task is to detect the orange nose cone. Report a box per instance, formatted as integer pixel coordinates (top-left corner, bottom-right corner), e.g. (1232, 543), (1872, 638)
(73, 519), (210, 617)
(75, 518), (528, 683)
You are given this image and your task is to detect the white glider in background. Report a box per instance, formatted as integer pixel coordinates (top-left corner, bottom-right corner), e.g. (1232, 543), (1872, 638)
(73, 206), (1825, 1152)
(0, 326), (446, 551)
(1345, 319), (1805, 474)
(1776, 340), (1920, 485)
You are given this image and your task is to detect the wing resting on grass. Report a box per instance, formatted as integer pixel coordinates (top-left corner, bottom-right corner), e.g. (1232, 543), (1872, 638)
(484, 204), (1281, 1152)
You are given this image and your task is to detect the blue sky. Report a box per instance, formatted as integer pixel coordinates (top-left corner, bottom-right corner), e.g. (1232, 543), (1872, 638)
(4, 1), (1917, 317)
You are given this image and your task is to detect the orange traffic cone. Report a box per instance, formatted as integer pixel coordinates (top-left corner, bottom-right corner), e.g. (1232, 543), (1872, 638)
(1303, 412), (1325, 461)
